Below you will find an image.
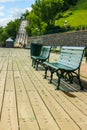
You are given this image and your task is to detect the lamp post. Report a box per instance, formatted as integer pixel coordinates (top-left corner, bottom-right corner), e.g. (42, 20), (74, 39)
(64, 20), (68, 30)
(36, 27), (40, 35)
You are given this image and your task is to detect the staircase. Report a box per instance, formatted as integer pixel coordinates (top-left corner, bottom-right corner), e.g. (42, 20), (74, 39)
(14, 20), (28, 47)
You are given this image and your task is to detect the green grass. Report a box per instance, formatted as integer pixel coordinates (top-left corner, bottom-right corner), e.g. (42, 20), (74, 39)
(55, 0), (87, 28)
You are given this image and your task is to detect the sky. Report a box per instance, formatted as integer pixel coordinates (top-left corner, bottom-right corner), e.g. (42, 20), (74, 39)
(0, 0), (35, 27)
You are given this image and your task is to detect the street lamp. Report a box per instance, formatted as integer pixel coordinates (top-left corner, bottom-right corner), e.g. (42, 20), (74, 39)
(36, 27), (39, 32)
(64, 20), (68, 28)
(36, 27), (40, 35)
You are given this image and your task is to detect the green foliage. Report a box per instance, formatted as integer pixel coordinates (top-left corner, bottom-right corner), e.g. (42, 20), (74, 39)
(5, 19), (20, 40)
(33, 0), (63, 25)
(26, 11), (41, 36)
(0, 18), (20, 46)
(26, 9), (48, 36)
(25, 0), (81, 36)
(25, 26), (32, 36)
(0, 27), (3, 34)
(55, 12), (63, 20)
(73, 0), (87, 10)
(22, 10), (30, 19)
(26, 0), (64, 36)
(55, 0), (87, 29)
(62, 0), (78, 11)
(63, 11), (72, 18)
(40, 22), (47, 34)
(0, 28), (8, 47)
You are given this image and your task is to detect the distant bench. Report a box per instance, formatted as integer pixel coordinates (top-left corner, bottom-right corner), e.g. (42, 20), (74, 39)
(31, 46), (51, 70)
(43, 46), (85, 90)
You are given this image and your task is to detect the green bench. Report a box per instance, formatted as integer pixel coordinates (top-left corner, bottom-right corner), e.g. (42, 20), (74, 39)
(43, 46), (85, 90)
(31, 46), (51, 70)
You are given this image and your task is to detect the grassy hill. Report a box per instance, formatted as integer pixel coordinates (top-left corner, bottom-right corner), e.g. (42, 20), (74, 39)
(55, 0), (87, 29)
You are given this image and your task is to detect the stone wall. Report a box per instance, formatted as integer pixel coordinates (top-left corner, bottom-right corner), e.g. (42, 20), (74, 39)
(27, 30), (87, 47)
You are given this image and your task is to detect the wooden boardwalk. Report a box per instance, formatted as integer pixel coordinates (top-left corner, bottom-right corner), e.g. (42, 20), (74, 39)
(0, 48), (87, 130)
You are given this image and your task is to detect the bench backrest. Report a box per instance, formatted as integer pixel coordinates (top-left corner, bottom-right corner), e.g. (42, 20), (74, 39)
(58, 46), (85, 69)
(40, 46), (51, 60)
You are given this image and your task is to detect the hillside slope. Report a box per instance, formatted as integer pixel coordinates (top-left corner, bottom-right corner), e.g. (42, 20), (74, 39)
(56, 0), (87, 28)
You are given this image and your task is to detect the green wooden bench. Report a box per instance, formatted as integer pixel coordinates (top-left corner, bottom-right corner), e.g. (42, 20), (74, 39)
(43, 46), (85, 90)
(31, 46), (51, 70)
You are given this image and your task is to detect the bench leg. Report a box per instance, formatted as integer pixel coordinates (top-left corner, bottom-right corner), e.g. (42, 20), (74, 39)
(32, 59), (36, 68)
(32, 59), (34, 66)
(69, 73), (73, 84)
(64, 72), (73, 83)
(36, 61), (38, 70)
(49, 71), (54, 84)
(44, 67), (48, 79)
(55, 73), (61, 90)
(78, 75), (84, 90)
(72, 70), (84, 90)
(74, 70), (84, 90)
(55, 71), (63, 90)
(78, 69), (84, 90)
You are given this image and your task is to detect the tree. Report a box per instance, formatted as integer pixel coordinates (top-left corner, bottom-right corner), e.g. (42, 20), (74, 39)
(0, 18), (20, 46)
(5, 19), (20, 40)
(0, 28), (8, 47)
(22, 10), (30, 19)
(32, 0), (64, 26)
(26, 9), (47, 36)
(63, 0), (79, 11)
(25, 0), (79, 36)
(26, 11), (41, 35)
(26, 0), (64, 35)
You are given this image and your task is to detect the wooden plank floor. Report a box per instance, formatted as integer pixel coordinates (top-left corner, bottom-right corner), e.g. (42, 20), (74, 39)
(0, 48), (87, 130)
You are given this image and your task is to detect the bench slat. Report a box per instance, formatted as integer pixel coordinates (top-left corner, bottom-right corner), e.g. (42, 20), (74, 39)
(62, 46), (85, 50)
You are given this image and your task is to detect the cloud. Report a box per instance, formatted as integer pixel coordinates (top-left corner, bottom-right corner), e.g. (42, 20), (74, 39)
(24, 7), (32, 12)
(10, 7), (32, 18)
(0, 7), (32, 26)
(0, 17), (12, 26)
(0, 0), (14, 2)
(0, 6), (4, 17)
(0, 12), (4, 17)
(0, 0), (33, 27)
(0, 0), (33, 2)
(10, 8), (22, 18)
(0, 6), (4, 10)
